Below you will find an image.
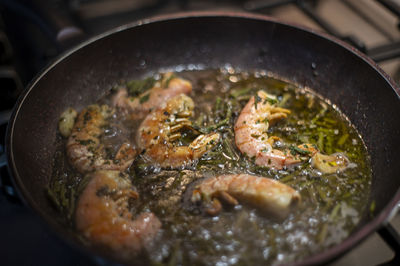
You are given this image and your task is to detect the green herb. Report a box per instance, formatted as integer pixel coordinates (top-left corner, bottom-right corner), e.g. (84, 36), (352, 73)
(193, 114), (205, 128)
(278, 93), (291, 107)
(317, 224), (328, 244)
(323, 117), (337, 124)
(329, 203), (341, 221)
(317, 131), (325, 151)
(370, 200), (376, 214)
(222, 138), (239, 161)
(46, 177), (78, 224)
(264, 97), (278, 105)
(68, 189), (76, 220)
(46, 186), (61, 211)
(311, 106), (328, 124)
(139, 93), (150, 103)
(279, 174), (295, 183)
(337, 133), (349, 146)
(254, 94), (262, 110)
(204, 103), (232, 132)
(230, 87), (252, 98)
(76, 174), (92, 196)
(78, 139), (95, 146)
(316, 186), (328, 203)
(126, 77), (156, 97)
(215, 97), (222, 112)
(163, 73), (176, 88)
(289, 145), (311, 155)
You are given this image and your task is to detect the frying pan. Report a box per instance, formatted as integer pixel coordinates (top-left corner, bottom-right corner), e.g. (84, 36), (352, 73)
(6, 11), (400, 265)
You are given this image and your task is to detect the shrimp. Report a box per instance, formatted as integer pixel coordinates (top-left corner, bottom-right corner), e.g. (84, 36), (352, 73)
(137, 94), (220, 168)
(234, 91), (351, 172)
(66, 104), (136, 174)
(113, 72), (192, 119)
(75, 170), (161, 259)
(234, 90), (299, 169)
(191, 174), (301, 219)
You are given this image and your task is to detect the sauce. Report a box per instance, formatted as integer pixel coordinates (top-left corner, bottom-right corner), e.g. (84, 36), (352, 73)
(49, 68), (372, 265)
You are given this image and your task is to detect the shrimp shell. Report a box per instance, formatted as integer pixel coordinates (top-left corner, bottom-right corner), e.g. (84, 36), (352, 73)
(234, 90), (298, 169)
(192, 174), (301, 219)
(137, 94), (220, 168)
(66, 105), (136, 174)
(113, 73), (192, 119)
(75, 170), (161, 259)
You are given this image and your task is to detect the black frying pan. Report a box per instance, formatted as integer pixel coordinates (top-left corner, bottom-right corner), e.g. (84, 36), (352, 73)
(6, 11), (400, 265)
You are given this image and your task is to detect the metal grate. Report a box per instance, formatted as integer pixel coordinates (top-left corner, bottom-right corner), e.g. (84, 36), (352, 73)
(243, 0), (400, 63)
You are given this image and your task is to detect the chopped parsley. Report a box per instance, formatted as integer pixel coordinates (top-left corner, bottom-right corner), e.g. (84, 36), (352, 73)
(126, 77), (156, 97)
(78, 139), (95, 146)
(254, 94), (262, 110)
(289, 145), (311, 156)
(163, 74), (176, 88)
(264, 97), (278, 105)
(139, 93), (150, 104)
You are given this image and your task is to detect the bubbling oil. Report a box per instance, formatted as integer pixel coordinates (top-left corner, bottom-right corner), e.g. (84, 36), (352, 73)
(51, 68), (372, 266)
(125, 68), (371, 265)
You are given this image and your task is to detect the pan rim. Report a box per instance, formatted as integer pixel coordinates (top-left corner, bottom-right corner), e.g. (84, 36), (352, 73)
(6, 10), (400, 265)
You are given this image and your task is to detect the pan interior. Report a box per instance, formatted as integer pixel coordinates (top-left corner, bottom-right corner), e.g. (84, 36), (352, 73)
(8, 14), (400, 264)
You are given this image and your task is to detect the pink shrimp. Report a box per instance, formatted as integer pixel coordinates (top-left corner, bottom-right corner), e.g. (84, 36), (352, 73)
(137, 94), (220, 168)
(191, 174), (301, 219)
(75, 170), (161, 259)
(234, 91), (352, 172)
(66, 104), (136, 174)
(113, 72), (192, 119)
(234, 90), (301, 169)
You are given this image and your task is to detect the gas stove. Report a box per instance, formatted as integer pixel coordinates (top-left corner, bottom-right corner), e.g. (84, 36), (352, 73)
(0, 0), (400, 265)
